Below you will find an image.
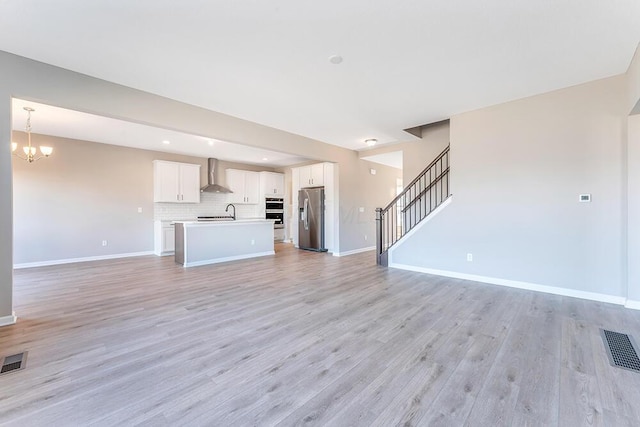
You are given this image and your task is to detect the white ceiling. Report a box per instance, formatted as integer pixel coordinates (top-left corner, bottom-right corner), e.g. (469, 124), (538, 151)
(1, 1), (639, 152)
(11, 99), (311, 167)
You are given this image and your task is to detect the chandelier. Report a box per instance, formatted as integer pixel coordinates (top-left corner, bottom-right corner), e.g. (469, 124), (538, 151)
(11, 107), (53, 163)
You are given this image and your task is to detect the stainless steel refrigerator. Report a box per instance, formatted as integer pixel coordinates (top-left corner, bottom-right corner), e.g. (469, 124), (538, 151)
(298, 187), (327, 252)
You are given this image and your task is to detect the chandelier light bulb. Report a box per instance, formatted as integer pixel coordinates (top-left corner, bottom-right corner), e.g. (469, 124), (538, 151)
(12, 106), (53, 163)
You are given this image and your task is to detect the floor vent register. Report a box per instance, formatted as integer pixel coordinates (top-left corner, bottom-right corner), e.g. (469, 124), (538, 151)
(601, 329), (640, 373)
(0, 352), (27, 375)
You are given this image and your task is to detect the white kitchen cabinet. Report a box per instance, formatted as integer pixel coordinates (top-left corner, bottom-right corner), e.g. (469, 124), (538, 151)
(153, 160), (201, 203)
(259, 171), (285, 196)
(226, 169), (260, 204)
(154, 221), (175, 255)
(298, 163), (324, 187)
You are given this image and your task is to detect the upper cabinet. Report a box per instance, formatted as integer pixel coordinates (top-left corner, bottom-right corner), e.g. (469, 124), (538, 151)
(226, 169), (260, 204)
(297, 163), (324, 187)
(259, 171), (285, 196)
(153, 160), (201, 203)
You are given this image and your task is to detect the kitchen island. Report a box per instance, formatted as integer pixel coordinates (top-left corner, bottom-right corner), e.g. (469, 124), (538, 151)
(174, 219), (275, 267)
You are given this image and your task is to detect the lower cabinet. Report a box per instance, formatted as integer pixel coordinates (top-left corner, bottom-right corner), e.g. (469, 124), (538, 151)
(154, 221), (175, 256)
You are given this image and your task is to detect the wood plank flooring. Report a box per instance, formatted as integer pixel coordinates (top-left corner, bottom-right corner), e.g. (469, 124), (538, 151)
(1, 243), (640, 426)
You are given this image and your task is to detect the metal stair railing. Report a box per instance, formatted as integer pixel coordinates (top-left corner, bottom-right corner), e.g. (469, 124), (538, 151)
(375, 145), (451, 266)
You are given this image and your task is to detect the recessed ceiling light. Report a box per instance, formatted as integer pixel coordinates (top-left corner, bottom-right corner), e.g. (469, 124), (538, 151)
(329, 55), (343, 65)
(208, 140), (214, 146)
(162, 140), (171, 145)
(365, 139), (377, 147)
(262, 157), (268, 161)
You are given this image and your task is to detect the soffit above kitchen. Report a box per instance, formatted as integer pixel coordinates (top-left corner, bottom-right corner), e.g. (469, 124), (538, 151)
(360, 151), (403, 170)
(1, 1), (639, 150)
(10, 99), (311, 167)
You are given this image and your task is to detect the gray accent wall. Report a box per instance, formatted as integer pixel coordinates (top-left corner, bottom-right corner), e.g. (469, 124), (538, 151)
(11, 133), (239, 265)
(628, 44), (640, 114)
(406, 123), (450, 183)
(626, 44), (640, 303)
(0, 93), (13, 319)
(628, 115), (640, 302)
(338, 159), (402, 250)
(392, 75), (628, 297)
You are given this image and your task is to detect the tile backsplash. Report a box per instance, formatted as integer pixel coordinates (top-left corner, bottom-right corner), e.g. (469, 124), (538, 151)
(154, 192), (260, 220)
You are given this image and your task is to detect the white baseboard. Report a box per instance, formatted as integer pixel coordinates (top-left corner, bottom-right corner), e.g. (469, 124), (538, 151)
(333, 246), (376, 257)
(389, 263), (627, 306)
(183, 251), (275, 267)
(624, 299), (640, 310)
(13, 251), (155, 269)
(0, 312), (17, 327)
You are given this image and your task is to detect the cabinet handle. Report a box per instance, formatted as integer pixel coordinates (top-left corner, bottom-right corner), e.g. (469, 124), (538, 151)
(177, 194), (179, 201)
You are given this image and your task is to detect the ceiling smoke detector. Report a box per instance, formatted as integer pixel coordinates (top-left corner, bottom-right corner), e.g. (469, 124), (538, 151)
(328, 55), (343, 65)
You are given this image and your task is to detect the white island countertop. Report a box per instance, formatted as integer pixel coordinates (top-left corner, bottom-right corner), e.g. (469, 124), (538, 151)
(173, 219), (274, 226)
(174, 219), (276, 267)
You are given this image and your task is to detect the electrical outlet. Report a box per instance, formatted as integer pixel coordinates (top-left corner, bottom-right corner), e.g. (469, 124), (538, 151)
(102, 240), (108, 247)
(466, 253), (473, 262)
(137, 207), (143, 213)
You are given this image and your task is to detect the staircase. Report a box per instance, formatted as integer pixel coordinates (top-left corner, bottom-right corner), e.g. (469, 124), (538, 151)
(375, 145), (451, 266)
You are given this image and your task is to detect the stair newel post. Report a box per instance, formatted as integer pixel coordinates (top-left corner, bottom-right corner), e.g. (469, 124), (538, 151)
(375, 207), (383, 265)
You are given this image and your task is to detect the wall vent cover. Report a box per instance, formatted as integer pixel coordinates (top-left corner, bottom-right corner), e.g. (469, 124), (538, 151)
(601, 330), (640, 373)
(0, 352), (27, 375)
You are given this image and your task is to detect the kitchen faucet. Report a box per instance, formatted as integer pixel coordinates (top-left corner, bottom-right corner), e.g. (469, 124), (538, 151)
(225, 203), (236, 220)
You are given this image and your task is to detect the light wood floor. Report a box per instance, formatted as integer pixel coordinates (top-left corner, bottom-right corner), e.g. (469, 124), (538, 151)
(2, 244), (640, 426)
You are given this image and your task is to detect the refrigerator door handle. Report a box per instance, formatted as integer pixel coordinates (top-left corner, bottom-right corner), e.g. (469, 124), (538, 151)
(303, 198), (309, 230)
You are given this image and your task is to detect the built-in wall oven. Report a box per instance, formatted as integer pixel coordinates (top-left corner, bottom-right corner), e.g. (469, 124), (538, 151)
(265, 197), (284, 229)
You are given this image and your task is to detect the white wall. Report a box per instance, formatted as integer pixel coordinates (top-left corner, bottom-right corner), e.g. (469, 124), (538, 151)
(391, 75), (628, 298)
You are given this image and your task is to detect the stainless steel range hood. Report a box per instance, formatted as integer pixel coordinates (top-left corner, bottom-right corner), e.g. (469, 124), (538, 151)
(200, 158), (233, 193)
